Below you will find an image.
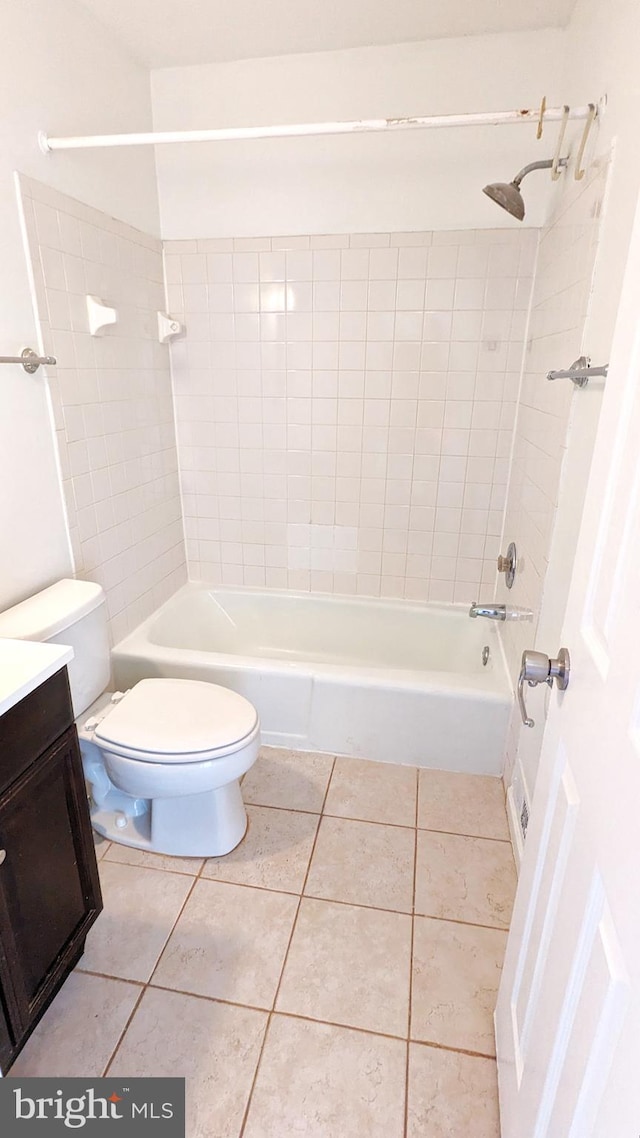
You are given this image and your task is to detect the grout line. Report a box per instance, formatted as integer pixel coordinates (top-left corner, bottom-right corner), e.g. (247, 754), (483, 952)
(148, 866), (204, 989)
(405, 1036), (497, 1062)
(101, 857), (204, 878)
(75, 968), (145, 985)
(237, 757), (336, 1138)
(416, 825), (512, 844)
(411, 912), (509, 934)
(80, 973), (497, 1062)
(242, 800), (322, 819)
(102, 985), (146, 1077)
(148, 984), (407, 1044)
(196, 874), (508, 934)
(100, 861), (202, 1077)
(246, 797), (511, 844)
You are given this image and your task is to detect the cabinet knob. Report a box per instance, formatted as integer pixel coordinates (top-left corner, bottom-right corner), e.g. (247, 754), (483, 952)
(0, 850), (6, 865)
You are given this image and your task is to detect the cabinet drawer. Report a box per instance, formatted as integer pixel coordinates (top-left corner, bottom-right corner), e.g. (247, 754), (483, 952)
(0, 669), (73, 795)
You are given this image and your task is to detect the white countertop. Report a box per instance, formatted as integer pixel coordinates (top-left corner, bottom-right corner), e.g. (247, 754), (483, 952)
(0, 638), (74, 717)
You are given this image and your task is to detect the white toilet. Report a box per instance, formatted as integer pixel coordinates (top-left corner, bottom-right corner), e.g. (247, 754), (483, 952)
(0, 579), (260, 857)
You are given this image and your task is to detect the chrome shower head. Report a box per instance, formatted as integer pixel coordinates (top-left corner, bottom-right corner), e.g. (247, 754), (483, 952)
(483, 158), (567, 220)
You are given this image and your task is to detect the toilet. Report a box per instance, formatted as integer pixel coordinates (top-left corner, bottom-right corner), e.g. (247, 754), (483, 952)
(0, 579), (260, 857)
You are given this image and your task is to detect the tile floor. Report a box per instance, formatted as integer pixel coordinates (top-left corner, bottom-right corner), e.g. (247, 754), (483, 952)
(11, 748), (516, 1138)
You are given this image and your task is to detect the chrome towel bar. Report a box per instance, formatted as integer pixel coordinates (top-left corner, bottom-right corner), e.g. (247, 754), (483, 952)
(547, 355), (608, 387)
(0, 348), (57, 374)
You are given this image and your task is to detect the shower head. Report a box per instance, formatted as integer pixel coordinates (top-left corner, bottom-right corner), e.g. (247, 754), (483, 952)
(483, 179), (527, 220)
(483, 158), (567, 220)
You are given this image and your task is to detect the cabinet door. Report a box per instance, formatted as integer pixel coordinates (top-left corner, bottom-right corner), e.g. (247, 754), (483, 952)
(0, 988), (13, 1073)
(0, 727), (102, 1040)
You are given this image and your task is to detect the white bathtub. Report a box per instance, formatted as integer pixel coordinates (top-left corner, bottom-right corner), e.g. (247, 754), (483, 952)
(111, 585), (511, 774)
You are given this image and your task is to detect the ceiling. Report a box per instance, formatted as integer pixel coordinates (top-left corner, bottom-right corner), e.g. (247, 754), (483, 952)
(76, 0), (576, 69)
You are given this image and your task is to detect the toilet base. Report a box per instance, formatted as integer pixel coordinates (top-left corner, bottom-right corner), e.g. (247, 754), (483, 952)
(91, 778), (248, 857)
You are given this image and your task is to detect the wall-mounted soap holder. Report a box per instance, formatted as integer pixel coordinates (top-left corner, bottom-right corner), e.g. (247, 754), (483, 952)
(87, 295), (117, 337)
(158, 313), (183, 343)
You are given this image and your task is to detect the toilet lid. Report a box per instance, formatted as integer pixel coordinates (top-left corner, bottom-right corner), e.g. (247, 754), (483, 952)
(94, 678), (258, 759)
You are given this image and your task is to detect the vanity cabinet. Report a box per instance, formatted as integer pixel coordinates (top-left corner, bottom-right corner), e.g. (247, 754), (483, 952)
(0, 667), (102, 1071)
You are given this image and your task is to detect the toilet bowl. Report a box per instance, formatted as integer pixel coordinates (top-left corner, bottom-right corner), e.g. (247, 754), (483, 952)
(79, 678), (260, 857)
(0, 579), (261, 858)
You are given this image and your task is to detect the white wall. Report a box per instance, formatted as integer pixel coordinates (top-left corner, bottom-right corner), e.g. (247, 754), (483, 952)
(501, 0), (640, 821)
(0, 0), (159, 609)
(151, 32), (565, 239)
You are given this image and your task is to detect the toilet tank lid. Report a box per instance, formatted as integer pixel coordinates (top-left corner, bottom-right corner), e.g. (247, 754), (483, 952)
(0, 579), (105, 641)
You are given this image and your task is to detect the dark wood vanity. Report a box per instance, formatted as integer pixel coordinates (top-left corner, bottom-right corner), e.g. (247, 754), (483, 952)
(0, 666), (102, 1071)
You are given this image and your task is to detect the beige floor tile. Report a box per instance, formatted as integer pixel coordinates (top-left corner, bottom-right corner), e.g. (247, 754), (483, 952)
(152, 878), (298, 1009)
(202, 805), (319, 893)
(411, 917), (506, 1055)
(277, 897), (411, 1036)
(81, 861), (193, 982)
(104, 843), (204, 876)
(11, 972), (141, 1076)
(305, 816), (415, 912)
(243, 1015), (406, 1138)
(242, 746), (334, 812)
(109, 988), (267, 1138)
(418, 769), (509, 840)
(415, 830), (516, 929)
(93, 833), (111, 861)
(407, 1043), (500, 1138)
(324, 756), (417, 826)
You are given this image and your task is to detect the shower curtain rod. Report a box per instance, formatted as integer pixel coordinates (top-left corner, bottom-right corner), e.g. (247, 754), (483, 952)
(39, 102), (599, 152)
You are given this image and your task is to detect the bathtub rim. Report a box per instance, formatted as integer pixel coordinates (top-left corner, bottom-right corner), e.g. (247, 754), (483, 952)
(112, 582), (511, 703)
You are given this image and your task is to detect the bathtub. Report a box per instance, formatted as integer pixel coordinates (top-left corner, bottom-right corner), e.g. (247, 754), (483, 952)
(111, 585), (511, 775)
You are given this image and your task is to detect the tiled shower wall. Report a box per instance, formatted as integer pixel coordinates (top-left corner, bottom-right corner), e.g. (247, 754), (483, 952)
(496, 159), (608, 801)
(19, 176), (186, 642)
(166, 230), (536, 601)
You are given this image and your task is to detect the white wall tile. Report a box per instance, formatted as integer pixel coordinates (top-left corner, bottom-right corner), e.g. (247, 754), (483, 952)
(167, 229), (533, 600)
(498, 165), (608, 795)
(23, 182), (187, 641)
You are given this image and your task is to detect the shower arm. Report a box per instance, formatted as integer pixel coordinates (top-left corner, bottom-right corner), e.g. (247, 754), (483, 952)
(512, 158), (567, 187)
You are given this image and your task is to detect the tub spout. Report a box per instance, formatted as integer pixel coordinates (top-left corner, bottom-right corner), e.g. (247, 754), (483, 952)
(469, 601), (507, 621)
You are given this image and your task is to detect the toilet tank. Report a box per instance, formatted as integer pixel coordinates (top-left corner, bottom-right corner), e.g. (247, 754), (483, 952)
(0, 579), (111, 717)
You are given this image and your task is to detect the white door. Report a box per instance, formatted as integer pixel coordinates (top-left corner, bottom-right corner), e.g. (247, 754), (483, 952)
(495, 186), (640, 1138)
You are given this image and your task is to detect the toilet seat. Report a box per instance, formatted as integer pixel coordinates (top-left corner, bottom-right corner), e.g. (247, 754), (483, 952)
(92, 677), (259, 764)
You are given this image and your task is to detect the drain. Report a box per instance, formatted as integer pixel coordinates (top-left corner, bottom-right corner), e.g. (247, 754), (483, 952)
(482, 645), (490, 666)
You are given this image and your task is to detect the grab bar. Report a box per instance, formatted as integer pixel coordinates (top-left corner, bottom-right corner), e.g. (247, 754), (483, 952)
(0, 348), (57, 374)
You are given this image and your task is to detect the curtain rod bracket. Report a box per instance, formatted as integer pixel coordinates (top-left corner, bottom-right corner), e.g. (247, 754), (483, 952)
(0, 348), (57, 373)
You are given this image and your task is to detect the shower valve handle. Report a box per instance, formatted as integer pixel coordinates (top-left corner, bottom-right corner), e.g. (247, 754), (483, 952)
(518, 648), (570, 728)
